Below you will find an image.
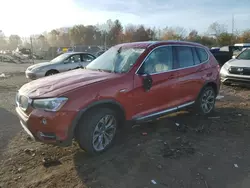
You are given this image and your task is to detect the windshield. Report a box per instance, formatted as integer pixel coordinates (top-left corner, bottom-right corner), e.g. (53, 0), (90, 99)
(236, 49), (250, 60)
(86, 46), (145, 73)
(50, 53), (70, 63)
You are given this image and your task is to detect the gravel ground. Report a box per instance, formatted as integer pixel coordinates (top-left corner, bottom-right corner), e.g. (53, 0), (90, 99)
(0, 62), (250, 188)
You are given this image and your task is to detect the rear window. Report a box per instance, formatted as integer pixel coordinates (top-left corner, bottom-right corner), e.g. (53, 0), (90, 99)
(192, 48), (200, 65)
(196, 47), (208, 62)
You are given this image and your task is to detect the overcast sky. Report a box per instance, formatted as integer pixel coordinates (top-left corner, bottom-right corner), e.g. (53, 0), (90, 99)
(0, 0), (249, 36)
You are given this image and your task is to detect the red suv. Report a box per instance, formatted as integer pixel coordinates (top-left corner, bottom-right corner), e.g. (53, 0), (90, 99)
(16, 41), (220, 155)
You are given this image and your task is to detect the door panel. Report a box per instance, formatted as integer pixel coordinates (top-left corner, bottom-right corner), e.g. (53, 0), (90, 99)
(80, 54), (96, 67)
(132, 71), (179, 118)
(173, 46), (209, 104)
(131, 46), (181, 119)
(61, 54), (82, 72)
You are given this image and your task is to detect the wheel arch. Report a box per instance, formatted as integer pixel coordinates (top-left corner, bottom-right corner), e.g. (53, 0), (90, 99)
(70, 99), (126, 139)
(197, 81), (218, 99)
(45, 69), (59, 76)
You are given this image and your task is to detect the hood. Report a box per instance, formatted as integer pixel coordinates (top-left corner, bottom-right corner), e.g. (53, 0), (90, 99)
(226, 59), (250, 67)
(27, 62), (51, 70)
(19, 69), (119, 98)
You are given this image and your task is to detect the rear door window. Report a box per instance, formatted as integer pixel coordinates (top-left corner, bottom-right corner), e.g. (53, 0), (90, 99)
(174, 46), (194, 68)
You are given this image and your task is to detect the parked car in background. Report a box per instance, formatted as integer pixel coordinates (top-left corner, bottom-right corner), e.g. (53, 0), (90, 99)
(95, 50), (105, 57)
(211, 44), (250, 67)
(220, 48), (250, 85)
(234, 43), (250, 52)
(25, 52), (96, 79)
(210, 46), (235, 66)
(16, 41), (220, 155)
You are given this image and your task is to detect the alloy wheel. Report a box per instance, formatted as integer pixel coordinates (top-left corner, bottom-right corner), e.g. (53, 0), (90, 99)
(92, 114), (117, 151)
(201, 89), (215, 114)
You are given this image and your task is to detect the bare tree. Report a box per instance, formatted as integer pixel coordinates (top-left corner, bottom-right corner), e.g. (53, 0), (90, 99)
(0, 30), (7, 50)
(208, 22), (227, 37)
(240, 29), (250, 43)
(109, 19), (123, 45)
(8, 35), (22, 50)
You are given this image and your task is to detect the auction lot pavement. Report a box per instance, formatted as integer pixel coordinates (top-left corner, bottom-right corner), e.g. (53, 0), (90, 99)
(0, 62), (250, 188)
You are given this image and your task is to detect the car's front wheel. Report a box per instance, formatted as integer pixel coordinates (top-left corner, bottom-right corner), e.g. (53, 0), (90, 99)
(194, 86), (216, 115)
(76, 108), (118, 155)
(45, 70), (59, 76)
(222, 82), (231, 86)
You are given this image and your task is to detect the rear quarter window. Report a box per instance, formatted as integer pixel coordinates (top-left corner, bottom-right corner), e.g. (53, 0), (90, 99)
(196, 47), (209, 62)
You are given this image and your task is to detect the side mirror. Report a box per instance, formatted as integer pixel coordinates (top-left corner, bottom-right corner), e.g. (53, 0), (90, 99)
(142, 74), (153, 92)
(232, 55), (236, 59)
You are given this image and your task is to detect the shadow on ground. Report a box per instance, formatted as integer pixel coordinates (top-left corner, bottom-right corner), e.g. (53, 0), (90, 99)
(0, 107), (20, 155)
(73, 106), (250, 188)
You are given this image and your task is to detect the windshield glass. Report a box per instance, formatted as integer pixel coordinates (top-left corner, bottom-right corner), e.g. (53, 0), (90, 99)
(86, 46), (145, 73)
(50, 53), (70, 63)
(236, 49), (250, 60)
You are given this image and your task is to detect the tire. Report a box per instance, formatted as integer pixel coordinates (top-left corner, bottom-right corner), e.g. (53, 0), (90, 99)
(76, 108), (118, 155)
(45, 70), (59, 76)
(193, 86), (216, 116)
(222, 82), (231, 86)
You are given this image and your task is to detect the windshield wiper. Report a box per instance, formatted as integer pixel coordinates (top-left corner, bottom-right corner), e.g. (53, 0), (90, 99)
(102, 69), (116, 73)
(95, 69), (114, 73)
(86, 68), (117, 73)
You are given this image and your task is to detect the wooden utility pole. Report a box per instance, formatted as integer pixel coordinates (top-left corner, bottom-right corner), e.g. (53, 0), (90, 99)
(30, 36), (34, 64)
(232, 14), (235, 35)
(104, 31), (107, 51)
(231, 14), (235, 44)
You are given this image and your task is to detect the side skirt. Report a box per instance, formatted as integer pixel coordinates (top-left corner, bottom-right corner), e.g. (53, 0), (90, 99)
(132, 101), (195, 124)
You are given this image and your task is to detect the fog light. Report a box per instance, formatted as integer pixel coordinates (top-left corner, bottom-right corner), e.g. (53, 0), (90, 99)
(37, 132), (56, 140)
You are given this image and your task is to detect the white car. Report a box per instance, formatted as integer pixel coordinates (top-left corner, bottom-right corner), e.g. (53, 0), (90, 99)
(220, 48), (250, 85)
(25, 52), (96, 80)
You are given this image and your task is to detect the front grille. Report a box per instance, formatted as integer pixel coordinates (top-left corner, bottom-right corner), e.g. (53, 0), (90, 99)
(229, 67), (250, 76)
(16, 93), (29, 110)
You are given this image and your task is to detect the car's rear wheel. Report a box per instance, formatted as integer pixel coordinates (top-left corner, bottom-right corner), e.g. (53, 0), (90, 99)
(45, 70), (59, 76)
(76, 108), (118, 155)
(193, 86), (216, 115)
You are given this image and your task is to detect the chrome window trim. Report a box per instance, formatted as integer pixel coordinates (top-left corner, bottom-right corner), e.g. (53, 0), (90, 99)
(135, 44), (210, 76)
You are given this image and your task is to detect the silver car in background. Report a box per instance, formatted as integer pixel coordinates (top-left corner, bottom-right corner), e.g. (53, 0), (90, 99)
(220, 48), (250, 85)
(25, 52), (96, 79)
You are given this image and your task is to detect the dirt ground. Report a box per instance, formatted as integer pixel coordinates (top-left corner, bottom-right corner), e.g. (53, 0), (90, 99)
(0, 63), (250, 188)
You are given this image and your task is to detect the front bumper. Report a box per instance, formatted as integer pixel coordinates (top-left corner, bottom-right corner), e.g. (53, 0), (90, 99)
(25, 70), (45, 80)
(15, 106), (76, 146)
(220, 74), (250, 84)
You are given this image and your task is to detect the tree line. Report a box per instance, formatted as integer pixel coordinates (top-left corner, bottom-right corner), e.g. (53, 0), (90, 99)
(0, 19), (250, 51)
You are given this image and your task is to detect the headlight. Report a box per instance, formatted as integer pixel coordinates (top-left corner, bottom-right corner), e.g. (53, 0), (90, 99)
(32, 97), (68, 111)
(32, 67), (43, 71)
(222, 63), (230, 70)
(28, 67), (43, 71)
